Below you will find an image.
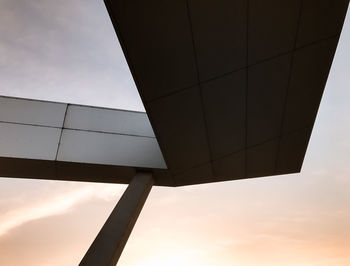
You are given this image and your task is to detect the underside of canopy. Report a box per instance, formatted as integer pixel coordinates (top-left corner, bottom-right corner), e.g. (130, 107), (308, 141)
(0, 0), (348, 186)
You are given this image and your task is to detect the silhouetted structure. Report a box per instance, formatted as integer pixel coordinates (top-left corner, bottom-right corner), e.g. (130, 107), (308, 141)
(0, 0), (348, 265)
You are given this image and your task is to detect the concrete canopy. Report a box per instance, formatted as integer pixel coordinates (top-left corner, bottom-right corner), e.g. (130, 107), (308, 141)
(104, 0), (349, 186)
(0, 96), (170, 185)
(0, 1), (348, 187)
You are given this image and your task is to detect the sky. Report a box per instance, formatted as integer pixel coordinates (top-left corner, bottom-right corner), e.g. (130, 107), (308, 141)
(0, 1), (349, 265)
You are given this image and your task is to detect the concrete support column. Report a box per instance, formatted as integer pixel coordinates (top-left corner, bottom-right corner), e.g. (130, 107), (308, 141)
(80, 172), (154, 266)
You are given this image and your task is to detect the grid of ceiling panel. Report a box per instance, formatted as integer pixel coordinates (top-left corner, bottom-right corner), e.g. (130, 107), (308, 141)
(105, 0), (349, 185)
(0, 96), (166, 169)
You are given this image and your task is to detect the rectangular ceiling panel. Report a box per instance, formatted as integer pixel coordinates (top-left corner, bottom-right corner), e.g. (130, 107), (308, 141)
(65, 105), (155, 137)
(0, 123), (61, 160)
(282, 38), (338, 134)
(276, 127), (312, 175)
(57, 129), (166, 169)
(106, 0), (197, 101)
(202, 70), (246, 159)
(296, 0), (349, 47)
(246, 138), (279, 178)
(249, 0), (300, 64)
(247, 54), (291, 146)
(0, 96), (66, 127)
(188, 0), (247, 80)
(148, 86), (211, 174)
(212, 150), (245, 181)
(173, 163), (213, 186)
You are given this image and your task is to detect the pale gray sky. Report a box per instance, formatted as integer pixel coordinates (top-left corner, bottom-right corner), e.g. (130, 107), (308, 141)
(0, 0), (143, 110)
(0, 1), (349, 266)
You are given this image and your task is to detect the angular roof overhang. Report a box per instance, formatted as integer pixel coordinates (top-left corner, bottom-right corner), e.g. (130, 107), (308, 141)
(0, 1), (348, 186)
(103, 0), (349, 185)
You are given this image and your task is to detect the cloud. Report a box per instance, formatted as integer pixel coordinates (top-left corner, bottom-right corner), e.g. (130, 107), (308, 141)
(0, 184), (124, 236)
(0, 0), (143, 111)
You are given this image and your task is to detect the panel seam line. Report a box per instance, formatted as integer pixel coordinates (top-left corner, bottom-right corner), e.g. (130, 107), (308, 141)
(185, 0), (215, 180)
(274, 0), (304, 173)
(55, 104), (69, 161)
(146, 33), (340, 105)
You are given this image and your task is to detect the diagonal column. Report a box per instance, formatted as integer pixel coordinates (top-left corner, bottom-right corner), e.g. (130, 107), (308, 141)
(80, 172), (154, 266)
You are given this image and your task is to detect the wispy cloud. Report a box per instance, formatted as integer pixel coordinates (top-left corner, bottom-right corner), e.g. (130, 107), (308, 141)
(0, 184), (124, 236)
